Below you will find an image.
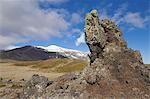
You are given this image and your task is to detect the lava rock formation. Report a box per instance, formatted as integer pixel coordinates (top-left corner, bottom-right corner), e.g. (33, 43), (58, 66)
(19, 10), (150, 99)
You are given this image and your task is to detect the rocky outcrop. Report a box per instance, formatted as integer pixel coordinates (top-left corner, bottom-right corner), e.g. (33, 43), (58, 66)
(19, 74), (53, 99)
(0, 78), (25, 99)
(83, 9), (149, 85)
(19, 10), (150, 99)
(85, 10), (127, 63)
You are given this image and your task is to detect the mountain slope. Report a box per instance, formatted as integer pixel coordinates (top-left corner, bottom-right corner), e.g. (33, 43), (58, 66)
(0, 46), (66, 61)
(37, 45), (88, 60)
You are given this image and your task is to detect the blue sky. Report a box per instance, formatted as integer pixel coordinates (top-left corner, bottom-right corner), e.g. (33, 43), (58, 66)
(0, 0), (149, 63)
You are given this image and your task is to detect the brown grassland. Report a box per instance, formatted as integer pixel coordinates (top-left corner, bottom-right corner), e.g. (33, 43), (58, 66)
(0, 59), (88, 81)
(0, 59), (149, 81)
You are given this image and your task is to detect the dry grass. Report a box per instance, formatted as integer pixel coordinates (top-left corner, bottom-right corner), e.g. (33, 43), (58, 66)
(0, 62), (64, 80)
(11, 84), (23, 89)
(0, 59), (87, 81)
(12, 59), (88, 73)
(145, 64), (150, 68)
(0, 83), (6, 88)
(31, 59), (68, 69)
(13, 61), (41, 66)
(10, 59), (150, 72)
(55, 60), (87, 72)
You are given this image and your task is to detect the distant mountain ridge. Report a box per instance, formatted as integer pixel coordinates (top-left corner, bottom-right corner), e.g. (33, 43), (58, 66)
(0, 46), (66, 61)
(37, 45), (88, 60)
(0, 45), (88, 61)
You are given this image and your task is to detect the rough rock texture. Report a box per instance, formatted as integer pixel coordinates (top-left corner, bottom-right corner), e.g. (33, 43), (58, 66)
(18, 74), (53, 99)
(0, 78), (25, 99)
(84, 10), (127, 63)
(19, 10), (150, 99)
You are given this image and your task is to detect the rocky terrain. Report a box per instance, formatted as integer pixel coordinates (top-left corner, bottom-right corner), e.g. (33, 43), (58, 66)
(1, 10), (150, 99)
(0, 59), (87, 98)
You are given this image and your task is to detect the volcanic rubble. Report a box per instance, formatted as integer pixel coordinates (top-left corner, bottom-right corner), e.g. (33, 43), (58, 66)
(2, 10), (150, 99)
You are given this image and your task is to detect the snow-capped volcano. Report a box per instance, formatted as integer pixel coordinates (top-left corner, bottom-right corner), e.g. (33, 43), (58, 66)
(37, 45), (88, 60)
(3, 45), (89, 60)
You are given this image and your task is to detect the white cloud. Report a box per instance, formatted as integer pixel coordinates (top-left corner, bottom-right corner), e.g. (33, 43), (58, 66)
(0, 35), (26, 49)
(71, 13), (82, 24)
(75, 32), (85, 46)
(5, 45), (20, 50)
(44, 0), (68, 3)
(99, 3), (113, 19)
(110, 3), (148, 28)
(124, 12), (145, 28)
(99, 9), (109, 19)
(0, 0), (70, 49)
(112, 3), (127, 24)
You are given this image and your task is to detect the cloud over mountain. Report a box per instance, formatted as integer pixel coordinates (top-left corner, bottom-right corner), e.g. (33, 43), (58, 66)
(0, 0), (70, 49)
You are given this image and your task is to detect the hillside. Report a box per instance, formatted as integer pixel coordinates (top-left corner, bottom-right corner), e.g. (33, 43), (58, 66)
(12, 59), (88, 73)
(0, 59), (87, 80)
(0, 46), (66, 61)
(0, 45), (88, 61)
(37, 45), (88, 59)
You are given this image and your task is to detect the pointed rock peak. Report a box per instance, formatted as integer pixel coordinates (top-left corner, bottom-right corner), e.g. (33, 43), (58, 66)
(90, 9), (98, 17)
(85, 9), (127, 63)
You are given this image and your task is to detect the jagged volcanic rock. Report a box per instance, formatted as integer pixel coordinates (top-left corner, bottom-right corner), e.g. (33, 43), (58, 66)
(84, 10), (127, 63)
(19, 74), (53, 99)
(19, 10), (150, 99)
